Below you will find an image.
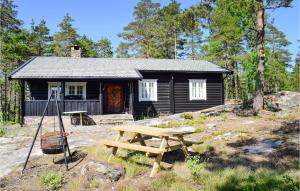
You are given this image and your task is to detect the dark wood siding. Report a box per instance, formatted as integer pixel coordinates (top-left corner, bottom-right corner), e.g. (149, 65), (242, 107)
(25, 72), (224, 116)
(25, 100), (100, 116)
(27, 80), (100, 100)
(132, 72), (223, 116)
(133, 72), (171, 116)
(173, 73), (223, 113)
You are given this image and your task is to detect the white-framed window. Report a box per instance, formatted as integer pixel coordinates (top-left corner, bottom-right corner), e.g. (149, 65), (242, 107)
(138, 79), (157, 101)
(48, 82), (87, 100)
(189, 79), (207, 100)
(65, 82), (87, 99)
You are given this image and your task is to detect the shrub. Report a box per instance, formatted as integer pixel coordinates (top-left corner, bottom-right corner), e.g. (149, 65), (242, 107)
(0, 128), (6, 137)
(40, 171), (64, 190)
(186, 156), (207, 179)
(180, 113), (194, 120)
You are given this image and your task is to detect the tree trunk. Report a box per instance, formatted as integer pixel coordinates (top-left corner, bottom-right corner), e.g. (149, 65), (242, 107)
(253, 0), (265, 113)
(3, 75), (7, 121)
(7, 81), (12, 121)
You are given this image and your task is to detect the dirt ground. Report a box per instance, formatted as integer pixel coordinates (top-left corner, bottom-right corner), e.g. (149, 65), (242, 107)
(0, 107), (299, 191)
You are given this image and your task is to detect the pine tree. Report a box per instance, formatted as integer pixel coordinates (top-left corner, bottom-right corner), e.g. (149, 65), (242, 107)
(264, 19), (292, 93)
(78, 35), (98, 57)
(252, 0), (293, 112)
(95, 38), (113, 58)
(51, 13), (80, 57)
(118, 0), (161, 58)
(115, 42), (130, 58)
(158, 0), (183, 59)
(29, 19), (52, 56)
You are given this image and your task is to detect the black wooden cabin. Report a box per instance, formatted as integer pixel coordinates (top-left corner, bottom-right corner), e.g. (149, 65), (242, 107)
(9, 52), (230, 124)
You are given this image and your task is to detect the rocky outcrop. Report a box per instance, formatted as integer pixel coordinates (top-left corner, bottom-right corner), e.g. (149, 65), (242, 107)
(80, 161), (124, 183)
(264, 91), (300, 112)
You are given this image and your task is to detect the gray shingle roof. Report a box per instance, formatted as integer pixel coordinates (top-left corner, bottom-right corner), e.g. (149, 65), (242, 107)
(9, 57), (230, 79)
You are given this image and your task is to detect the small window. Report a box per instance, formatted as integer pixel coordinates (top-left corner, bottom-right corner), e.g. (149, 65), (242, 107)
(189, 79), (207, 100)
(139, 79), (157, 101)
(68, 86), (75, 95)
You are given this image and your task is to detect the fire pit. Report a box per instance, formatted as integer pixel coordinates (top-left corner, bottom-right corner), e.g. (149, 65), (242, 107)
(41, 131), (69, 154)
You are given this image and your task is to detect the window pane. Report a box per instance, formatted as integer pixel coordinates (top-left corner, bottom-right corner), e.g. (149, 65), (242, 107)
(149, 82), (153, 98)
(69, 86), (75, 95)
(77, 86), (83, 97)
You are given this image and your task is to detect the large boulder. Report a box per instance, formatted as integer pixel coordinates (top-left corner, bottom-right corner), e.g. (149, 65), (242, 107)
(264, 91), (300, 111)
(81, 161), (124, 183)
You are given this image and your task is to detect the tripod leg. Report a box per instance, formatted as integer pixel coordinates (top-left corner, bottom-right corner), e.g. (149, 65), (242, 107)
(55, 93), (68, 171)
(22, 91), (54, 174)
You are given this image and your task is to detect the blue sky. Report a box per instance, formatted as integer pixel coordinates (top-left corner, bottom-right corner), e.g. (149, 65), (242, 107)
(15, 0), (299, 62)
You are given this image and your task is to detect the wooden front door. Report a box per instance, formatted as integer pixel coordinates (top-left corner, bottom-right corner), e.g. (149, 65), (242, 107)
(104, 83), (124, 114)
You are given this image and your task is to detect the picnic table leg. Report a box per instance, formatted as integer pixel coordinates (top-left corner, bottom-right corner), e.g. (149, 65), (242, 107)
(150, 137), (167, 178)
(108, 131), (124, 162)
(177, 135), (189, 157)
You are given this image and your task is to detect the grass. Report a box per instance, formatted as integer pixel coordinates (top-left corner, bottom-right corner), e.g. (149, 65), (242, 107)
(180, 112), (194, 120)
(182, 163), (300, 191)
(153, 121), (182, 128)
(85, 146), (151, 177)
(150, 172), (198, 191)
(40, 171), (64, 190)
(0, 127), (6, 137)
(185, 115), (206, 126)
(192, 143), (215, 153)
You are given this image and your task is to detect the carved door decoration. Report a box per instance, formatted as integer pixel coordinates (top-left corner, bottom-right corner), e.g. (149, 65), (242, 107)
(104, 83), (124, 114)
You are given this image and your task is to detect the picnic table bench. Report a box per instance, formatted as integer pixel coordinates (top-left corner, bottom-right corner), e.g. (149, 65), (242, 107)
(63, 111), (87, 126)
(99, 125), (201, 177)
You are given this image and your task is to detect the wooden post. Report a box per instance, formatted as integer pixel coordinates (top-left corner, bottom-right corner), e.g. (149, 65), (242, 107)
(129, 81), (134, 115)
(108, 131), (124, 162)
(150, 136), (167, 177)
(169, 75), (175, 114)
(99, 81), (103, 114)
(61, 81), (65, 113)
(20, 80), (25, 126)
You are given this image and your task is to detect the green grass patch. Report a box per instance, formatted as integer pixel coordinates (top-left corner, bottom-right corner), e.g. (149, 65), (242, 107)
(185, 166), (299, 191)
(0, 127), (6, 137)
(153, 121), (182, 128)
(151, 172), (197, 191)
(180, 112), (194, 120)
(185, 116), (206, 126)
(192, 144), (215, 154)
(195, 127), (204, 133)
(85, 146), (151, 178)
(40, 171), (64, 190)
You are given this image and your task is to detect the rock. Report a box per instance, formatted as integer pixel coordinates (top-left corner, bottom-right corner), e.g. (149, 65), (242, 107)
(81, 161), (124, 183)
(206, 123), (217, 129)
(233, 108), (256, 117)
(276, 111), (289, 118)
(244, 139), (282, 154)
(264, 91), (300, 111)
(243, 120), (255, 125)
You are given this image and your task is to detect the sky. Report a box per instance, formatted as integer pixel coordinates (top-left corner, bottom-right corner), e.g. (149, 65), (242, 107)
(14, 0), (299, 62)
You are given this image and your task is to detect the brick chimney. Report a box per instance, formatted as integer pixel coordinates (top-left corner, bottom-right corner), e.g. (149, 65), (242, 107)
(70, 45), (81, 58)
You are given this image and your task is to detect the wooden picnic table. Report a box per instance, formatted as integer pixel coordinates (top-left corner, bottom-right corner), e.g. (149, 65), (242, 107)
(63, 111), (88, 126)
(99, 125), (198, 177)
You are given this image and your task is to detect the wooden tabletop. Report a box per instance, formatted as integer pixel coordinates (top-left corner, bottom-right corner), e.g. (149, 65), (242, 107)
(63, 111), (88, 114)
(111, 125), (195, 137)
